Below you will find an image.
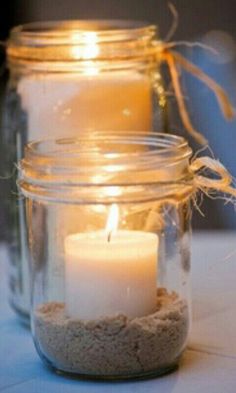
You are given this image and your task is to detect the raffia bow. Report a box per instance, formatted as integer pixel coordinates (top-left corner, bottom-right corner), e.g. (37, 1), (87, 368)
(190, 156), (236, 198)
(142, 155), (236, 233)
(157, 44), (235, 145)
(157, 38), (236, 198)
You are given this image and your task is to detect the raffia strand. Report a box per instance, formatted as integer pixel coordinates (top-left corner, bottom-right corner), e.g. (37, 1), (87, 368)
(191, 156), (236, 198)
(159, 47), (235, 145)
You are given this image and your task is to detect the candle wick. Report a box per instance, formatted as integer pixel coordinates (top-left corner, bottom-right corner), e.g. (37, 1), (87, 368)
(107, 231), (112, 243)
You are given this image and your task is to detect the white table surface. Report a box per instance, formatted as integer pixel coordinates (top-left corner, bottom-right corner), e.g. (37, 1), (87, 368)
(0, 232), (236, 393)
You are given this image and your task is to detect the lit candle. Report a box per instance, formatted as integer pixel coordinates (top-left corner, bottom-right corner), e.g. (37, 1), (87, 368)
(64, 205), (158, 320)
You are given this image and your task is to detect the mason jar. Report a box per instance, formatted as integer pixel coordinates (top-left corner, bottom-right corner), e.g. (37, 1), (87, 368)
(19, 132), (192, 379)
(3, 20), (169, 322)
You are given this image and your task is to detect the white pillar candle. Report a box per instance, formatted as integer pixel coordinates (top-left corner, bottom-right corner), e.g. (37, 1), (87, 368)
(18, 72), (152, 140)
(64, 205), (158, 320)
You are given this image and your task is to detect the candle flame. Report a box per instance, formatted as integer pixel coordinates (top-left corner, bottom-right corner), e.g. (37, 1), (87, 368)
(106, 204), (119, 242)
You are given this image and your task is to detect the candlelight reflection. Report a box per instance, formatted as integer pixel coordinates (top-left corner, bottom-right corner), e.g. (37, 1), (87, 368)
(71, 31), (99, 75)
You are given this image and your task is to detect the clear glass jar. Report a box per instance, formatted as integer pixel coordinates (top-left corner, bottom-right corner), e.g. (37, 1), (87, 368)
(3, 20), (168, 322)
(19, 132), (192, 379)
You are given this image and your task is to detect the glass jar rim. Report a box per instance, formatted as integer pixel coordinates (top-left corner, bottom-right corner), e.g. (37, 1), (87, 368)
(25, 131), (189, 158)
(19, 132), (193, 204)
(7, 19), (159, 70)
(9, 20), (157, 46)
(19, 131), (192, 185)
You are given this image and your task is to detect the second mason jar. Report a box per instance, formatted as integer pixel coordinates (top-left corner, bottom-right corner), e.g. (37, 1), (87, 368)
(4, 20), (168, 320)
(19, 132), (192, 379)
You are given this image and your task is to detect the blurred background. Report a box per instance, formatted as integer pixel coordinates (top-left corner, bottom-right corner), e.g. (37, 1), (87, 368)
(0, 0), (236, 241)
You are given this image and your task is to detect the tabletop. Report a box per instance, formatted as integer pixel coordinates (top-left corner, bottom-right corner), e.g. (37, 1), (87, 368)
(0, 231), (236, 393)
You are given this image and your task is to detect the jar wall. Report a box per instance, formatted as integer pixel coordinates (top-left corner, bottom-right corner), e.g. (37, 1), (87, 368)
(18, 133), (193, 379)
(2, 76), (29, 319)
(3, 20), (168, 320)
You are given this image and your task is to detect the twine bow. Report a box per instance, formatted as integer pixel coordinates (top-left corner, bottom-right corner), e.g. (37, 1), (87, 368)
(190, 156), (236, 197)
(157, 45), (235, 145)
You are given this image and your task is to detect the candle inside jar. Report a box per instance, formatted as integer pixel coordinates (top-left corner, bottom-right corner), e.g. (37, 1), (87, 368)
(64, 205), (158, 320)
(18, 73), (152, 140)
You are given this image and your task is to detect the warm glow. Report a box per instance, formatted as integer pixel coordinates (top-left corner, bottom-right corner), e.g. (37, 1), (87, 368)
(83, 32), (99, 59)
(105, 204), (119, 240)
(106, 186), (122, 197)
(71, 32), (99, 75)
